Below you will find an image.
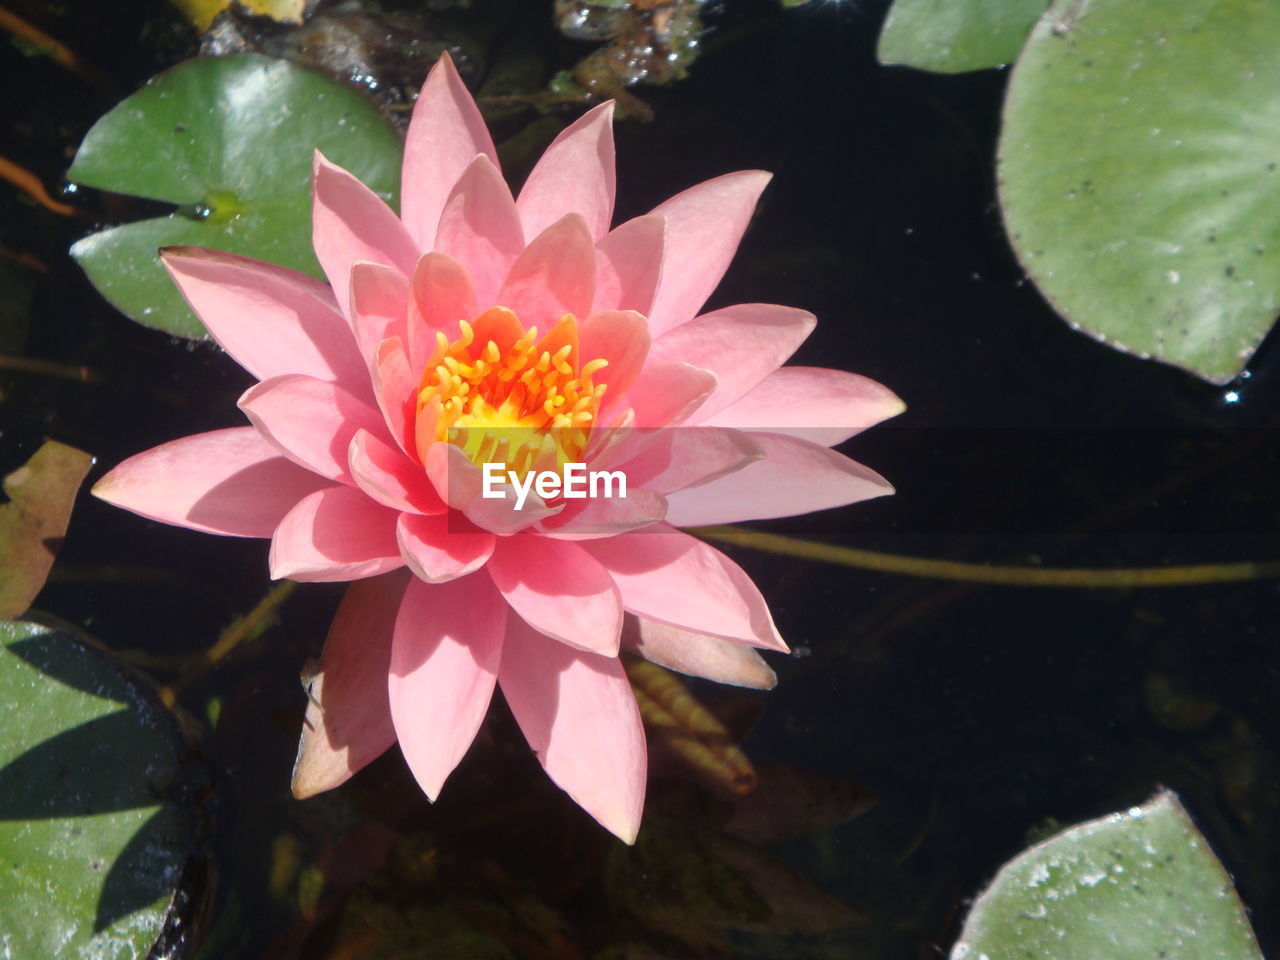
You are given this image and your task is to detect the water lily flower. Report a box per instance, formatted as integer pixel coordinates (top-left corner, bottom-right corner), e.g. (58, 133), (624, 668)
(92, 53), (903, 842)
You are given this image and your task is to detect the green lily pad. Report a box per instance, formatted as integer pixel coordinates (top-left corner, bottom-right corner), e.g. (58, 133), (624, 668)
(0, 621), (196, 959)
(69, 54), (402, 339)
(878, 0), (1048, 73)
(952, 790), (1263, 959)
(999, 0), (1280, 384)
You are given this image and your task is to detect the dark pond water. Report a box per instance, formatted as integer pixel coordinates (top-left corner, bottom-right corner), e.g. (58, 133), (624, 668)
(3, 0), (1279, 956)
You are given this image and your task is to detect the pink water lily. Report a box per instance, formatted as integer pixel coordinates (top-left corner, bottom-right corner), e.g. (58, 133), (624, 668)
(92, 54), (902, 842)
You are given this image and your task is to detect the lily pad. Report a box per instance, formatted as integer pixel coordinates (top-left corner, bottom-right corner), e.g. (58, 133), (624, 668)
(69, 54), (401, 339)
(999, 0), (1280, 383)
(0, 441), (93, 619)
(878, 0), (1048, 73)
(951, 790), (1263, 960)
(0, 621), (196, 959)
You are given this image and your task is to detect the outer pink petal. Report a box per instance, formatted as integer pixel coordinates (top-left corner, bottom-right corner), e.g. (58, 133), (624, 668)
(269, 485), (403, 581)
(698, 366), (907, 446)
(593, 214), (664, 316)
(487, 536), (623, 656)
(389, 573), (506, 800)
(312, 153), (418, 323)
(161, 247), (366, 391)
(616, 359), (716, 428)
(349, 261), (410, 367)
(498, 616), (646, 843)
(239, 374), (388, 483)
(516, 102), (616, 241)
(618, 427), (762, 494)
(584, 526), (786, 650)
(496, 214), (596, 332)
(663, 432), (894, 526)
(623, 616), (778, 690)
(645, 170), (772, 337)
(396, 513), (495, 583)
(433, 155), (525, 307)
(650, 304), (815, 420)
(292, 571), (410, 798)
(579, 309), (649, 407)
(401, 52), (499, 251)
(92, 427), (329, 537)
(373, 337), (416, 454)
(348, 429), (444, 514)
(407, 252), (479, 369)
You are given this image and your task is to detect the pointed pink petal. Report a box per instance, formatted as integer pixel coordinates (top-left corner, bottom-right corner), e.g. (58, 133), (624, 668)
(594, 214), (664, 316)
(390, 574), (506, 799)
(349, 428), (443, 514)
(161, 247), (366, 391)
(487, 536), (623, 656)
(397, 513), (495, 583)
(292, 571), (410, 798)
(699, 366), (907, 445)
(313, 153), (419, 323)
(585, 526), (786, 650)
(373, 337), (417, 454)
(495, 213), (596, 333)
(407, 252), (479, 369)
(579, 309), (649, 406)
(616, 359), (715, 428)
(401, 52), (499, 251)
(92, 427), (329, 537)
(270, 485), (403, 581)
(423, 441), (560, 534)
(498, 615), (646, 843)
(349, 261), (409, 367)
(239, 374), (389, 483)
(623, 616), (778, 690)
(433, 155), (525, 307)
(517, 102), (616, 241)
(663, 432), (894, 525)
(536, 487), (668, 539)
(651, 304), (815, 419)
(618, 426), (762, 494)
(646, 171), (772, 337)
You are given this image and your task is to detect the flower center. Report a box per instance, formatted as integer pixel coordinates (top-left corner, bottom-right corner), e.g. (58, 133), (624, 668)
(415, 308), (609, 479)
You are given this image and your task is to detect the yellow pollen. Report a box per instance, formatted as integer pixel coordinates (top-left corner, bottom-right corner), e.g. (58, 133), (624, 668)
(416, 309), (609, 481)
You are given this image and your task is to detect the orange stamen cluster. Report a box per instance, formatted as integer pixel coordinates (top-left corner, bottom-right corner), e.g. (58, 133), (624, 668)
(416, 309), (609, 479)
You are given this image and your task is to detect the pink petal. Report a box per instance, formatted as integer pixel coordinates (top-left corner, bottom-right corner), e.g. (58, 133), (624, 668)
(292, 571), (410, 798)
(578, 309), (649, 407)
(349, 261), (410, 367)
(423, 441), (561, 534)
(389, 573), (506, 800)
(584, 526), (786, 650)
(645, 170), (772, 337)
(487, 535), (623, 656)
(373, 337), (417, 454)
(616, 359), (716, 428)
(498, 616), (646, 843)
(593, 214), (665, 316)
(662, 432), (894, 526)
(161, 246), (366, 391)
(536, 486), (669, 538)
(92, 427), (329, 537)
(312, 152), (419, 323)
(270, 485), (403, 581)
(239, 374), (389, 483)
(348, 428), (444, 514)
(496, 214), (596, 332)
(407, 252), (479, 369)
(516, 102), (616, 241)
(623, 616), (778, 690)
(433, 155), (525, 308)
(618, 426), (762, 494)
(699, 366), (907, 446)
(651, 304), (815, 420)
(401, 52), (499, 252)
(397, 513), (495, 583)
